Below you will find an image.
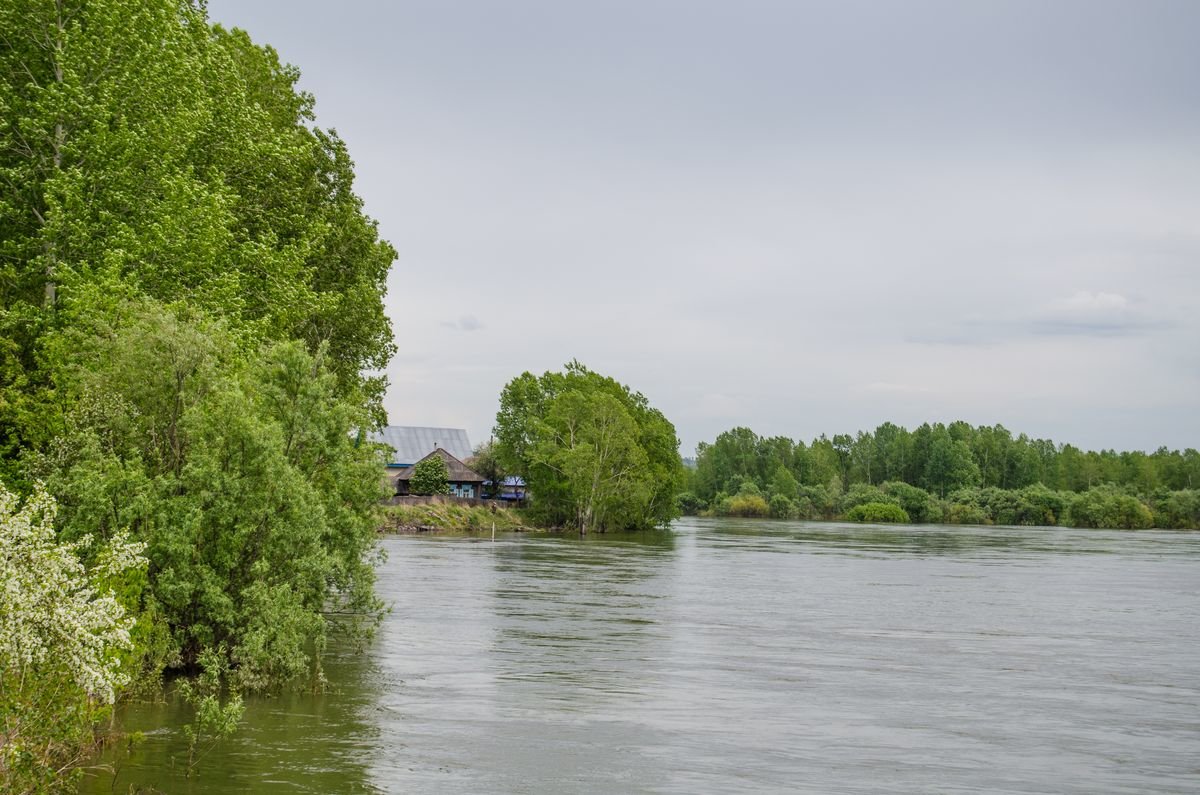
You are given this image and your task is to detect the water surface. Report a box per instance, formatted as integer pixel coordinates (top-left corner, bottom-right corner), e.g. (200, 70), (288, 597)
(84, 519), (1200, 793)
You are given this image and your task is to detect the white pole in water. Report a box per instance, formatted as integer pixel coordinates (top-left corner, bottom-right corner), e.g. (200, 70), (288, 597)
(492, 521), (496, 542)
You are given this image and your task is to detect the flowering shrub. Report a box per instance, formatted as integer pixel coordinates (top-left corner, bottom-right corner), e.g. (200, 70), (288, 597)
(0, 484), (146, 793)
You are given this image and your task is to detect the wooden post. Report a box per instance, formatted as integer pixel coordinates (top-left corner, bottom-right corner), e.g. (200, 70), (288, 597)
(492, 521), (496, 542)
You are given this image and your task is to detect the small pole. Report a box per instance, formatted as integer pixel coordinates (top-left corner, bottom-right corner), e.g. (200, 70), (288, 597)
(491, 521), (496, 542)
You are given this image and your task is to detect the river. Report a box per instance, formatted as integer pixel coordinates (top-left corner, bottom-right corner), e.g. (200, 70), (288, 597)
(83, 518), (1200, 793)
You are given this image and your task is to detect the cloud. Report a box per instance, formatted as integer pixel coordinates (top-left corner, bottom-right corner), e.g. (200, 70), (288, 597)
(441, 314), (484, 332)
(1034, 291), (1160, 337)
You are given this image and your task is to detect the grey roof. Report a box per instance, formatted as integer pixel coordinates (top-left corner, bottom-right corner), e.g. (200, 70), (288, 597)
(368, 426), (473, 466)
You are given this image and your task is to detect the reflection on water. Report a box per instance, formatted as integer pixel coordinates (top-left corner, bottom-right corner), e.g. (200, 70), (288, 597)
(84, 519), (1200, 794)
(82, 625), (383, 794)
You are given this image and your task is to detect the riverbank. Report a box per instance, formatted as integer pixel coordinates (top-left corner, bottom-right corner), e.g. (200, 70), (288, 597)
(380, 502), (534, 534)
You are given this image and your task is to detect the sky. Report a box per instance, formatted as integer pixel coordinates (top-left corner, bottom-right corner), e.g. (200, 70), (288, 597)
(207, 0), (1200, 456)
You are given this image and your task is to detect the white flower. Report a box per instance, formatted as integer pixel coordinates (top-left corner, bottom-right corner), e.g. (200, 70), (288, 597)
(0, 483), (147, 704)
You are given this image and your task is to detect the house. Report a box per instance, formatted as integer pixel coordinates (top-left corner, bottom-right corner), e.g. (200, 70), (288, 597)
(367, 426), (474, 470)
(490, 476), (527, 501)
(392, 447), (486, 498)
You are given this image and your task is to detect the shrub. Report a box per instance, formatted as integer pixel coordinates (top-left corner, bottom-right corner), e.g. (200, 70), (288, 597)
(839, 483), (893, 513)
(1149, 489), (1200, 529)
(881, 481), (940, 523)
(1, 485), (147, 792)
(676, 491), (706, 515)
(797, 485), (836, 519)
(714, 493), (770, 518)
(845, 502), (911, 523)
(943, 500), (989, 525)
(1018, 483), (1069, 526)
(1067, 486), (1154, 529)
(410, 455), (450, 495)
(768, 494), (797, 519)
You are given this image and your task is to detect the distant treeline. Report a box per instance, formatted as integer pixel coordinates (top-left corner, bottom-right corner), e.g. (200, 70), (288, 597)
(680, 424), (1200, 529)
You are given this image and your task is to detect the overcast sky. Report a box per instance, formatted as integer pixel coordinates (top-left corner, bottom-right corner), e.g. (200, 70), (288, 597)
(208, 0), (1199, 455)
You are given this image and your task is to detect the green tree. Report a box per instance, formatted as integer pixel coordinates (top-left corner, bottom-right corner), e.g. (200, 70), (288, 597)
(0, 0), (396, 485)
(468, 439), (506, 498)
(768, 465), (799, 499)
(410, 455), (450, 496)
(924, 428), (980, 497)
(32, 302), (384, 685)
(495, 362), (683, 533)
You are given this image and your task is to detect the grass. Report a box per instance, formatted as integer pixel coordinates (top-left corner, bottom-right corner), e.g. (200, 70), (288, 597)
(379, 502), (534, 534)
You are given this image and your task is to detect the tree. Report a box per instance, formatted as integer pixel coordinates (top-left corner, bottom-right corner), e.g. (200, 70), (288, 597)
(468, 440), (505, 498)
(0, 0), (396, 485)
(924, 427), (980, 497)
(495, 362), (683, 533)
(410, 455), (450, 496)
(32, 302), (384, 686)
(768, 465), (799, 499)
(1, 484), (146, 792)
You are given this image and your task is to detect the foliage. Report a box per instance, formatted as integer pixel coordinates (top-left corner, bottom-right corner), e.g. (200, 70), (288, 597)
(178, 646), (244, 777)
(467, 440), (505, 498)
(0, 0), (396, 487)
(688, 421), (1199, 529)
(0, 484), (145, 793)
(0, 2), (396, 786)
(676, 491), (706, 515)
(1148, 489), (1200, 530)
(712, 493), (771, 518)
(845, 502), (911, 524)
(30, 302), (385, 687)
(942, 500), (989, 526)
(768, 466), (798, 499)
(494, 362), (683, 533)
(1067, 486), (1155, 529)
(839, 483), (894, 514)
(381, 502), (530, 534)
(409, 455), (450, 496)
(768, 494), (797, 519)
(880, 481), (941, 523)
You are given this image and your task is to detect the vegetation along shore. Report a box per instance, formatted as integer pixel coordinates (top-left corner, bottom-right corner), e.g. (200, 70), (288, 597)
(681, 424), (1199, 529)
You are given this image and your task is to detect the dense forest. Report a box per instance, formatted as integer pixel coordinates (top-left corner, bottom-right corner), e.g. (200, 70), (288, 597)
(1, 1), (393, 789)
(682, 424), (1200, 529)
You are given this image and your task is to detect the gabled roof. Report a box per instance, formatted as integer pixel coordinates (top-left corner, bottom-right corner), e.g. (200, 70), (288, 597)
(368, 426), (473, 466)
(394, 448), (485, 483)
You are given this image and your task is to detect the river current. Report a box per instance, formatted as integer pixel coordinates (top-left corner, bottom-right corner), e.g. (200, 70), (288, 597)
(84, 518), (1200, 793)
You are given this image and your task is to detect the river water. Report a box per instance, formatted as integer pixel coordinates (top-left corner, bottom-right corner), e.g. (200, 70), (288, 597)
(84, 518), (1200, 794)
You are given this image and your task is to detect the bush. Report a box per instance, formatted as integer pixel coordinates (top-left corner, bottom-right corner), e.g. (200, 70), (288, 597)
(1067, 485), (1154, 529)
(1, 485), (146, 792)
(839, 483), (893, 513)
(943, 500), (989, 525)
(410, 455), (450, 496)
(713, 493), (770, 518)
(845, 502), (911, 523)
(797, 485), (836, 519)
(881, 481), (940, 523)
(768, 494), (797, 519)
(676, 491), (707, 515)
(1149, 489), (1200, 529)
(1018, 483), (1069, 526)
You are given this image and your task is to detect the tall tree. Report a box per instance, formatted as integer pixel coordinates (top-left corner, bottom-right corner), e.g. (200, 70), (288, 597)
(0, 0), (396, 484)
(495, 362), (683, 533)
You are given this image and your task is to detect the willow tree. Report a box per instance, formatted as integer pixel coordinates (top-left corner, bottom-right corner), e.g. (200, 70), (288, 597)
(495, 362), (683, 533)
